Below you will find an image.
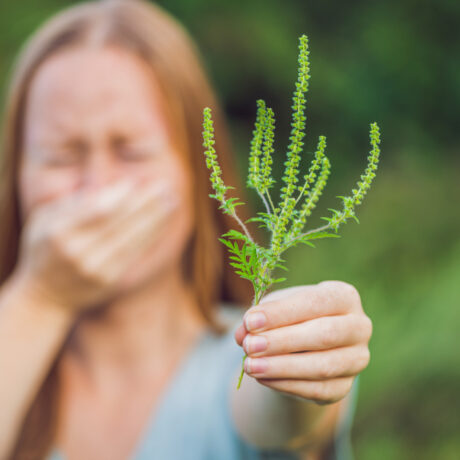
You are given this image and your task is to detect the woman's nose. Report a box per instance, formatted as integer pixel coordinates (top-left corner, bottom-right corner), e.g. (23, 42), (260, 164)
(80, 149), (121, 190)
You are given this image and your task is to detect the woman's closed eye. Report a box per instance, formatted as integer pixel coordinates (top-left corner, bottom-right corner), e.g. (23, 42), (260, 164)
(38, 144), (84, 167)
(113, 138), (165, 162)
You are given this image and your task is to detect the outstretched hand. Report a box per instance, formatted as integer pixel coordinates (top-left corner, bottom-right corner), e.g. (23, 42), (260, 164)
(234, 281), (372, 404)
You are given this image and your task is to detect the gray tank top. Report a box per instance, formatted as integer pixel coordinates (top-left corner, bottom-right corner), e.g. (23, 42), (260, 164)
(47, 303), (358, 460)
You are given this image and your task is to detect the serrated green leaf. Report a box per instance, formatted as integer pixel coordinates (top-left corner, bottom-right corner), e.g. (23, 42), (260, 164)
(222, 229), (248, 242)
(218, 237), (233, 249)
(235, 271), (254, 281)
(272, 277), (287, 283)
(327, 208), (341, 215)
(298, 239), (316, 248)
(275, 263), (289, 271)
(230, 262), (244, 269)
(226, 197), (245, 207)
(245, 217), (268, 224)
(303, 232), (341, 240)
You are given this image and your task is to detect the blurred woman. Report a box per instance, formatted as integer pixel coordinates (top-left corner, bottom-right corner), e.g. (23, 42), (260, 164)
(0, 1), (371, 459)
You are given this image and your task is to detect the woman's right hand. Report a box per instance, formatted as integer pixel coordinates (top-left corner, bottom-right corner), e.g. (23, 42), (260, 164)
(11, 178), (177, 318)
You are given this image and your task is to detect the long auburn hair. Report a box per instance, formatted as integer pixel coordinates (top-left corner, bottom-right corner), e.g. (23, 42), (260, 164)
(0, 1), (256, 458)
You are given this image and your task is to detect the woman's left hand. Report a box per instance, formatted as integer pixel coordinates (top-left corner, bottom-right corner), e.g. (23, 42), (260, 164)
(234, 281), (372, 404)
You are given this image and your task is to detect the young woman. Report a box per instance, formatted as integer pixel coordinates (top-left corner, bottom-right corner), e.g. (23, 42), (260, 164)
(0, 1), (372, 459)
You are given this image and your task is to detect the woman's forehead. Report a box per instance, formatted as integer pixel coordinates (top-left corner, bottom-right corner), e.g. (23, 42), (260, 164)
(25, 46), (169, 137)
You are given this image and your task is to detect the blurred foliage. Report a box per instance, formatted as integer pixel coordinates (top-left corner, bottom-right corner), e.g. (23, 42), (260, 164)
(1, 1), (459, 458)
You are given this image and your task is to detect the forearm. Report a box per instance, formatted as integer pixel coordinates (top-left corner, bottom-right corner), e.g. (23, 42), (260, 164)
(229, 367), (345, 452)
(0, 274), (73, 458)
(285, 393), (348, 455)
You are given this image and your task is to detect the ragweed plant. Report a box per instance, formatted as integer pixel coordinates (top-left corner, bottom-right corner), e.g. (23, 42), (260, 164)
(202, 34), (381, 389)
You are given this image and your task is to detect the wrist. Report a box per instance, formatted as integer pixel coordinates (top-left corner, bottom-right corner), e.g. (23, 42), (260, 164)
(4, 271), (76, 328)
(283, 395), (343, 453)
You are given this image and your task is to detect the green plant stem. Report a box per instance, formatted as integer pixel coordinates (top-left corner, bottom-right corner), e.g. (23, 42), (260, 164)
(203, 35), (381, 392)
(229, 209), (255, 243)
(237, 280), (272, 389)
(293, 178), (311, 208)
(285, 222), (337, 248)
(266, 190), (276, 215)
(258, 191), (272, 216)
(237, 355), (248, 389)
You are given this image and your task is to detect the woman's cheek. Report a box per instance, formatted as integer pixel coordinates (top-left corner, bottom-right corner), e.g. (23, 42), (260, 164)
(17, 167), (79, 222)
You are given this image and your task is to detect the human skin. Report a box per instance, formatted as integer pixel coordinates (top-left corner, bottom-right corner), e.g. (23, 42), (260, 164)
(230, 282), (372, 452)
(0, 43), (372, 459)
(0, 46), (207, 459)
(234, 282), (372, 404)
(18, 45), (195, 299)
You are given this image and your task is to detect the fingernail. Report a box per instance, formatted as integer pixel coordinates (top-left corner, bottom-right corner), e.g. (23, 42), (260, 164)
(245, 357), (268, 374)
(243, 335), (267, 354)
(244, 312), (267, 332)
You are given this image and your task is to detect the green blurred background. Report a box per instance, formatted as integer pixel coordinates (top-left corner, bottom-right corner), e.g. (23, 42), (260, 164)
(1, 1), (459, 459)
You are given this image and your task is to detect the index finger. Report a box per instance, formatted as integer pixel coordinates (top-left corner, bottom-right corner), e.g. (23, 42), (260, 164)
(242, 281), (362, 333)
(31, 179), (135, 230)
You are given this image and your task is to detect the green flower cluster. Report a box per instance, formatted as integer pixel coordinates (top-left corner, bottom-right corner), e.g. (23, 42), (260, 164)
(271, 35), (311, 256)
(320, 121), (381, 232)
(203, 107), (245, 219)
(288, 136), (330, 241)
(246, 100), (276, 222)
(202, 107), (227, 203)
(202, 34), (382, 389)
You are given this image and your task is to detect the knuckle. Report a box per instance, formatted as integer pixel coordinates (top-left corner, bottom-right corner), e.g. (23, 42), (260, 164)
(317, 366), (331, 380)
(310, 381), (327, 401)
(316, 381), (336, 404)
(317, 356), (335, 379)
(78, 260), (109, 286)
(53, 238), (82, 269)
(352, 346), (370, 373)
(47, 230), (68, 256)
(345, 377), (355, 394)
(362, 315), (373, 342)
(360, 347), (371, 370)
(317, 280), (362, 312)
(95, 270), (113, 287)
(339, 378), (354, 399)
(76, 260), (95, 281)
(90, 198), (112, 219)
(310, 378), (353, 405)
(343, 283), (362, 312)
(319, 321), (338, 349)
(317, 280), (338, 296)
(319, 279), (348, 292)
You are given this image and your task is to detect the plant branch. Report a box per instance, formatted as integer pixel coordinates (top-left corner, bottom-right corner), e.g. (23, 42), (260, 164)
(266, 190), (276, 215)
(229, 208), (256, 243)
(203, 35), (382, 392)
(286, 223), (332, 247)
(258, 191), (272, 216)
